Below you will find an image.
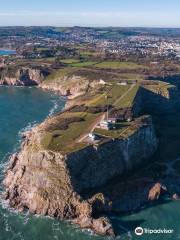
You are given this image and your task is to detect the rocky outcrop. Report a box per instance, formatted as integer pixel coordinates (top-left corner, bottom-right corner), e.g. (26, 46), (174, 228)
(74, 216), (114, 236)
(0, 67), (48, 86)
(3, 115), (158, 236)
(40, 75), (99, 99)
(0, 66), (99, 99)
(139, 83), (177, 113)
(172, 193), (180, 200)
(148, 183), (167, 201)
(101, 180), (168, 214)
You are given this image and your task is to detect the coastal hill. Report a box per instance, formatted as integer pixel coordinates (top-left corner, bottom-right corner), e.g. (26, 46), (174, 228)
(1, 25), (180, 238)
(3, 63), (176, 235)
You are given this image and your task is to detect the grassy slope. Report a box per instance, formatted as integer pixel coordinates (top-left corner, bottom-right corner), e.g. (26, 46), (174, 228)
(94, 61), (147, 69)
(45, 68), (73, 82)
(117, 84), (140, 108)
(61, 59), (80, 64)
(57, 60), (147, 70)
(70, 61), (98, 67)
(40, 83), (140, 153)
(41, 112), (101, 153)
(37, 62), (173, 154)
(86, 84), (138, 109)
(42, 66), (138, 86)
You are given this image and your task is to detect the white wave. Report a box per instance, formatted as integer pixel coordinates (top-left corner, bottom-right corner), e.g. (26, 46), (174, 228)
(18, 121), (37, 139)
(0, 121), (38, 195)
(0, 154), (12, 189)
(48, 99), (59, 117)
(0, 157), (9, 172)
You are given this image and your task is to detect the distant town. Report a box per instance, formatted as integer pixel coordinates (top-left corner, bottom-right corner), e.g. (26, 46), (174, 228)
(1, 27), (180, 64)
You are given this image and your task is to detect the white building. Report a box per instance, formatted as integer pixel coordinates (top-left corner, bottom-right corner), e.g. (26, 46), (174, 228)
(88, 133), (97, 141)
(99, 79), (106, 85)
(99, 120), (112, 130)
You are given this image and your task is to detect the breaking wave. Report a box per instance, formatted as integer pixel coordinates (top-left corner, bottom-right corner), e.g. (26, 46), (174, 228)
(48, 99), (59, 117)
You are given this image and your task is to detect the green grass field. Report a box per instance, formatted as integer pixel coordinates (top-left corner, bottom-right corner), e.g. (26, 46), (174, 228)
(45, 68), (73, 82)
(40, 67), (142, 153)
(115, 84), (140, 108)
(60, 59), (80, 64)
(61, 60), (147, 70)
(40, 83), (140, 153)
(85, 85), (128, 107)
(70, 61), (98, 67)
(94, 61), (147, 70)
(41, 112), (101, 153)
(86, 84), (139, 109)
(79, 51), (97, 56)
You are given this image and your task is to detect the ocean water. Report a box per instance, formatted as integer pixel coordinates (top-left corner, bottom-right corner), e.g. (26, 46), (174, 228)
(0, 50), (16, 56)
(0, 86), (179, 240)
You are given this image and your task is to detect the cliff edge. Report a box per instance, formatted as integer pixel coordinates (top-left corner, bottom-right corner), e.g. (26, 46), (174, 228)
(0, 66), (49, 86)
(3, 114), (158, 236)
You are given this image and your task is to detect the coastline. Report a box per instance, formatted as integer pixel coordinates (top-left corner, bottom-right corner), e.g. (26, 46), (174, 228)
(1, 81), (159, 236)
(1, 74), (179, 237)
(3, 118), (158, 236)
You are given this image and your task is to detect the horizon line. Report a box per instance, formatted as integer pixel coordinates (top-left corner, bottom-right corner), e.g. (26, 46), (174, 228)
(0, 25), (180, 29)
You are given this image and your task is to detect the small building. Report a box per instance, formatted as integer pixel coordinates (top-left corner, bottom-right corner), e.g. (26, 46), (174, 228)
(118, 81), (128, 86)
(88, 133), (97, 141)
(127, 117), (133, 122)
(108, 118), (118, 124)
(99, 120), (113, 130)
(99, 79), (106, 85)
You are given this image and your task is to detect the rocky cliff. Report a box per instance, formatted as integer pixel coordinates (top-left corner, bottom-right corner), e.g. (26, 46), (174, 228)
(0, 67), (48, 86)
(3, 115), (158, 236)
(40, 75), (99, 99)
(0, 66), (99, 99)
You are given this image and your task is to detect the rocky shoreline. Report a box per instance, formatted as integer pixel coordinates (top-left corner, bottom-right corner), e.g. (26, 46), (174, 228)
(2, 71), (179, 237)
(2, 110), (158, 236)
(0, 67), (48, 86)
(0, 66), (99, 100)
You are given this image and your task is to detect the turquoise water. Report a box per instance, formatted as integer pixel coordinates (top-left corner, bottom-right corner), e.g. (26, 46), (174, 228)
(119, 200), (180, 239)
(0, 50), (16, 56)
(0, 86), (179, 240)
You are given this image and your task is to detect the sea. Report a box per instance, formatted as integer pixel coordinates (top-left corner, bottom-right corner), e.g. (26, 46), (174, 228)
(0, 50), (16, 56)
(0, 88), (180, 240)
(0, 81), (180, 238)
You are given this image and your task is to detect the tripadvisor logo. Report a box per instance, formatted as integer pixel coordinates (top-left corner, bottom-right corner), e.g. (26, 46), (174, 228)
(135, 226), (174, 236)
(135, 227), (144, 236)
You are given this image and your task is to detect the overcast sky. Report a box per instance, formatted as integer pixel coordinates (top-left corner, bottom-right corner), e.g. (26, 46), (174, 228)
(0, 0), (180, 27)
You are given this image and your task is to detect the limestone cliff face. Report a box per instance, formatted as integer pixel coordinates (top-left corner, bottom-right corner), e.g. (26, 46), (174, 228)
(0, 67), (46, 86)
(66, 122), (157, 192)
(3, 117), (157, 235)
(40, 75), (99, 99)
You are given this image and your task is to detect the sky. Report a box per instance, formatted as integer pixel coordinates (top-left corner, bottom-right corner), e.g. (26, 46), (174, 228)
(0, 0), (180, 27)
